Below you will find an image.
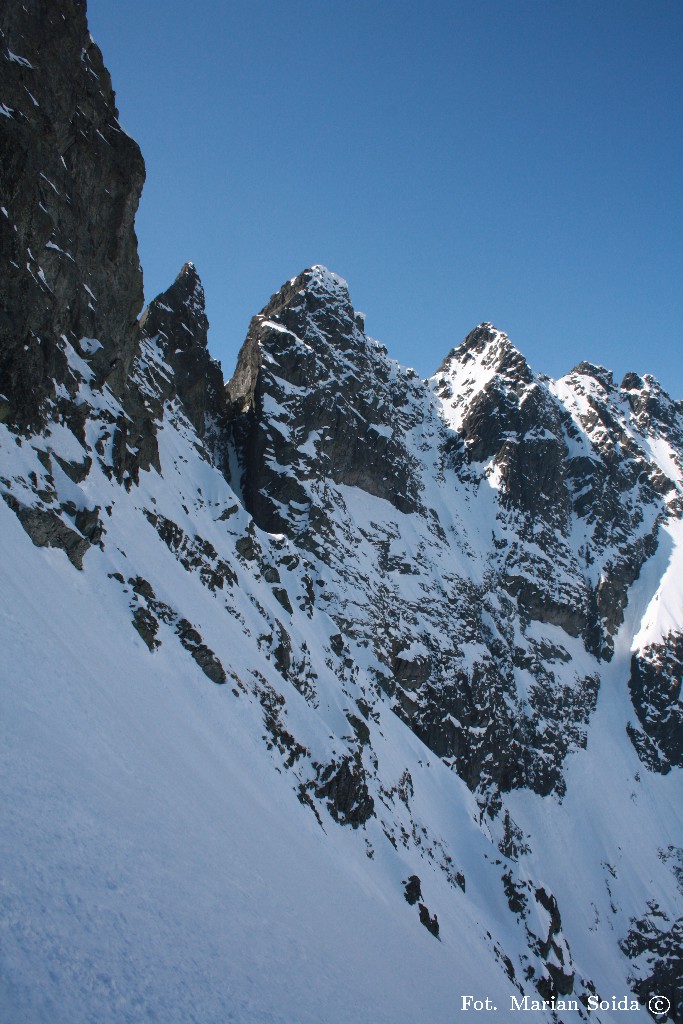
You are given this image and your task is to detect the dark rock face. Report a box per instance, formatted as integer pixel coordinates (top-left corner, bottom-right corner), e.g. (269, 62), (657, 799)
(313, 751), (375, 827)
(2, 490), (94, 568)
(221, 286), (683, 810)
(225, 266), (424, 536)
(499, 868), (578, 1000)
(628, 633), (683, 772)
(418, 902), (440, 938)
(621, 904), (683, 1023)
(140, 263), (226, 441)
(0, 1), (227, 553)
(403, 875), (423, 905)
(402, 874), (439, 937)
(533, 888), (574, 998)
(121, 575), (227, 683)
(0, 0), (145, 431)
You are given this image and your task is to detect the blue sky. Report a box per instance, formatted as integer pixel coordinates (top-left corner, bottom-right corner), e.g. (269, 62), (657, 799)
(88, 0), (683, 396)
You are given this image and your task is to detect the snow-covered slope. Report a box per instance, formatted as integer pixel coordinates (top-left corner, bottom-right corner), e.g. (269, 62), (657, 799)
(1, 3), (681, 1022)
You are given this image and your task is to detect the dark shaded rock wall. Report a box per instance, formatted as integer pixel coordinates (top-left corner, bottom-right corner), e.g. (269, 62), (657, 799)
(629, 633), (683, 772)
(140, 262), (226, 440)
(0, 0), (145, 430)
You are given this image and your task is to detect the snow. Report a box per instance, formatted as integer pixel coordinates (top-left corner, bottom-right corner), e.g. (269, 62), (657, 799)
(1, 302), (681, 1024)
(505, 544), (682, 1001)
(0, 509), (472, 1024)
(39, 172), (60, 194)
(46, 241), (74, 260)
(79, 336), (103, 355)
(0, 415), (524, 1024)
(632, 517), (683, 650)
(308, 264), (349, 296)
(8, 51), (34, 67)
(395, 639), (429, 660)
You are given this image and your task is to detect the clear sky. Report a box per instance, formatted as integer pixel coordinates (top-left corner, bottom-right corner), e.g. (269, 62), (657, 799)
(88, 0), (683, 397)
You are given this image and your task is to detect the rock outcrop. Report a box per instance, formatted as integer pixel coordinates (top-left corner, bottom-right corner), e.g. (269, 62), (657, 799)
(140, 262), (226, 442)
(0, 0), (145, 431)
(226, 266), (424, 536)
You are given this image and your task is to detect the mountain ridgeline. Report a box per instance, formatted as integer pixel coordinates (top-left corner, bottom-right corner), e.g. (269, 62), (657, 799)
(1, 3), (681, 1022)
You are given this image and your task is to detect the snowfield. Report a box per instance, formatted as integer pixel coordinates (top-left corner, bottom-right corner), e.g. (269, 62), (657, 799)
(1, 375), (681, 1021)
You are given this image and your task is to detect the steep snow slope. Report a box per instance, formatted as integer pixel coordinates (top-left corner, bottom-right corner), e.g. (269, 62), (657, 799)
(0, 416), (569, 1023)
(2, 389), (679, 1015)
(0, 497), (499, 1024)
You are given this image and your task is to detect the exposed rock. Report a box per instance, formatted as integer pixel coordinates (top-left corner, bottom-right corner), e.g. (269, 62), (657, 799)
(628, 633), (683, 771)
(401, 874), (439, 936)
(225, 266), (424, 535)
(0, 0), (145, 431)
(3, 493), (91, 568)
(175, 618), (227, 684)
(139, 263), (226, 440)
(403, 874), (423, 905)
(257, 682), (310, 768)
(314, 751), (375, 827)
(144, 510), (237, 591)
(620, 903), (682, 1023)
(132, 606), (160, 651)
(418, 903), (440, 938)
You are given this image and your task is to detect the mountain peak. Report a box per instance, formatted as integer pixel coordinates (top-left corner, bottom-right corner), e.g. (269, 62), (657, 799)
(461, 322), (508, 352)
(138, 263), (224, 438)
(258, 264), (354, 325)
(435, 322), (531, 384)
(140, 262), (208, 348)
(176, 260), (201, 286)
(569, 361), (614, 390)
(303, 264), (349, 296)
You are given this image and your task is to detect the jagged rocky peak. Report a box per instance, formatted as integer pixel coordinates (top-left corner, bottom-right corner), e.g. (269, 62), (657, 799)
(0, 0), (145, 430)
(432, 323), (542, 452)
(140, 262), (209, 350)
(621, 372), (683, 470)
(568, 360), (615, 391)
(226, 265), (347, 414)
(139, 262), (225, 439)
(261, 264), (357, 331)
(225, 264), (425, 533)
(559, 359), (683, 494)
(568, 360), (683, 434)
(225, 264), (365, 413)
(436, 322), (533, 384)
(434, 324), (571, 532)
